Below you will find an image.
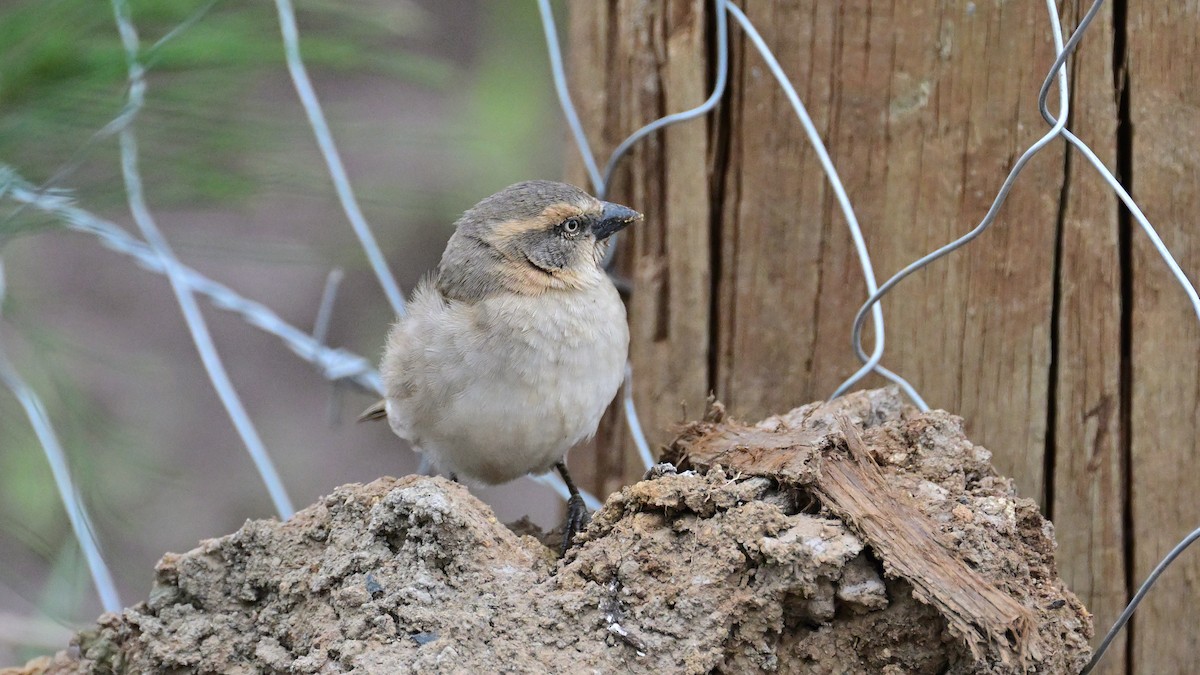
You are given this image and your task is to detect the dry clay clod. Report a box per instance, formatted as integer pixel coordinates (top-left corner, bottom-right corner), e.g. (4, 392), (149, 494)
(8, 389), (1092, 674)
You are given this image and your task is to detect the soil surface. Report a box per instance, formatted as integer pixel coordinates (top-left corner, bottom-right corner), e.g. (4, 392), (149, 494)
(8, 389), (1092, 674)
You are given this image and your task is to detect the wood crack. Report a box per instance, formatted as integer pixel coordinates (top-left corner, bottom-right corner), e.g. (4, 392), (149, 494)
(1110, 0), (1135, 670)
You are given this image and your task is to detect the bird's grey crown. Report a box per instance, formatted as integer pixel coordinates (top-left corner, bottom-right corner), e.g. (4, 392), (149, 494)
(434, 181), (596, 302)
(455, 180), (593, 233)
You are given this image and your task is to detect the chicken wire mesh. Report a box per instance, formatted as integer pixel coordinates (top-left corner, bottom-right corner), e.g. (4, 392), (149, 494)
(0, 0), (1196, 671)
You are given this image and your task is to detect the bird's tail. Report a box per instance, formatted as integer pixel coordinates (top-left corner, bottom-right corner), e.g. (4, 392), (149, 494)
(357, 400), (387, 423)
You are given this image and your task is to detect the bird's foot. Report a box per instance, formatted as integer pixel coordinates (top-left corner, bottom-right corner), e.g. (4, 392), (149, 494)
(560, 494), (591, 556)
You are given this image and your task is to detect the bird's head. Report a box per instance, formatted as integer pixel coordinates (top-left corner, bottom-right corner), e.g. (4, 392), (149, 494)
(436, 180), (641, 300)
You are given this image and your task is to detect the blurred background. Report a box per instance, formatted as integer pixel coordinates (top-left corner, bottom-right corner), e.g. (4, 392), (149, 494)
(0, 0), (568, 661)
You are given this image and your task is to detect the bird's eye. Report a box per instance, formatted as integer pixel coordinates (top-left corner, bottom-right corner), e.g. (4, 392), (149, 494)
(561, 217), (582, 236)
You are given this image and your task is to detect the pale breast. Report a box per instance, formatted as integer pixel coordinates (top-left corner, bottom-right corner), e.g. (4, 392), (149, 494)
(384, 281), (628, 484)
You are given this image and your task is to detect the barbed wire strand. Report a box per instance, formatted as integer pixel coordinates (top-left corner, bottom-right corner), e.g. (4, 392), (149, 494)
(831, 0), (1071, 401)
(3, 1), (1193, 654)
(0, 94), (139, 233)
(0, 169), (604, 516)
(0, 259), (121, 614)
(313, 267), (347, 425)
(2, 0), (217, 235)
(1, 172), (381, 392)
(312, 267), (345, 346)
(109, 0), (294, 520)
(271, 0), (406, 319)
(722, 3), (927, 410)
(0, 0), (215, 233)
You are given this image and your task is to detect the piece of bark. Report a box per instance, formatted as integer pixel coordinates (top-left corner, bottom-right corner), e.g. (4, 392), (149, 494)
(817, 417), (1039, 666)
(668, 422), (824, 484)
(665, 390), (1081, 671)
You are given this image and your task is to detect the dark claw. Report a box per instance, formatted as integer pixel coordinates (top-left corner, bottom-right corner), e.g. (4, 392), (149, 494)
(561, 493), (590, 556)
(555, 460), (589, 556)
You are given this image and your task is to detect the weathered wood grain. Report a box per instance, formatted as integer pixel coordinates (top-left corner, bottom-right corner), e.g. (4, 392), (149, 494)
(711, 0), (1063, 502)
(565, 0), (716, 491)
(568, 1), (1063, 517)
(1051, 2), (1126, 672)
(1127, 3), (1200, 672)
(566, 2), (1200, 668)
(571, 0), (1065, 501)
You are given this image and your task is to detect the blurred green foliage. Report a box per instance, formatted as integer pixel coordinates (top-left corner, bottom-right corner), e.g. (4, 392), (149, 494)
(0, 0), (450, 213)
(453, 2), (562, 198)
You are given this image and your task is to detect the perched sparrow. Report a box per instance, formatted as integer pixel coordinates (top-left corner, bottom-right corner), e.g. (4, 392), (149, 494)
(360, 180), (641, 551)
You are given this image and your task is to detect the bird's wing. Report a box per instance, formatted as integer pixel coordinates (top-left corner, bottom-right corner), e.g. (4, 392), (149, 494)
(357, 400), (387, 423)
(377, 277), (454, 442)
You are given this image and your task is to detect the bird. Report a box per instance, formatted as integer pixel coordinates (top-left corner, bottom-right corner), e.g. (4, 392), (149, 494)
(359, 180), (641, 552)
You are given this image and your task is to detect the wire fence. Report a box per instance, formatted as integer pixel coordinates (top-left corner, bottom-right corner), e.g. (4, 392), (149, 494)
(0, 0), (1197, 671)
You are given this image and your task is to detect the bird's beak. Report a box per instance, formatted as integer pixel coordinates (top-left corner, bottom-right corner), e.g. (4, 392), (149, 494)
(592, 202), (643, 240)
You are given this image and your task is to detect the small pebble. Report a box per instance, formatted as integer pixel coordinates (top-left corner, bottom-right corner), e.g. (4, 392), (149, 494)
(411, 631), (439, 646)
(366, 573), (384, 597)
(952, 504), (974, 522)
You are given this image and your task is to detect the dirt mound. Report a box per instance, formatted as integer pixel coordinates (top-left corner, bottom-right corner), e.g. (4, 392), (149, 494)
(9, 389), (1091, 674)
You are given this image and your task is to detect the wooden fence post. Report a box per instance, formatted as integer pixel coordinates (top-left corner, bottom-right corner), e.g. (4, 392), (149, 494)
(566, 2), (1197, 671)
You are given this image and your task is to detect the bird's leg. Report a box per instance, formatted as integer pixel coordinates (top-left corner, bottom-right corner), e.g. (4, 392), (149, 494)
(448, 472), (459, 483)
(556, 460), (589, 556)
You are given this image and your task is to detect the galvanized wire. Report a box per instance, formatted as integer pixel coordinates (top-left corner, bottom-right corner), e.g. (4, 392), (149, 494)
(622, 363), (654, 471)
(596, 0), (730, 198)
(538, 0), (739, 467)
(2, 171), (381, 392)
(540, 0), (927, 443)
(271, 0), (407, 319)
(1033, 0), (1200, 668)
(0, 1), (1195, 660)
(536, 0), (602, 194)
(110, 0), (294, 520)
(1083, 526), (1200, 674)
(723, 3), (927, 409)
(0, 259), (121, 614)
(0, 168), (602, 514)
(827, 0), (1200, 665)
(833, 0), (1071, 402)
